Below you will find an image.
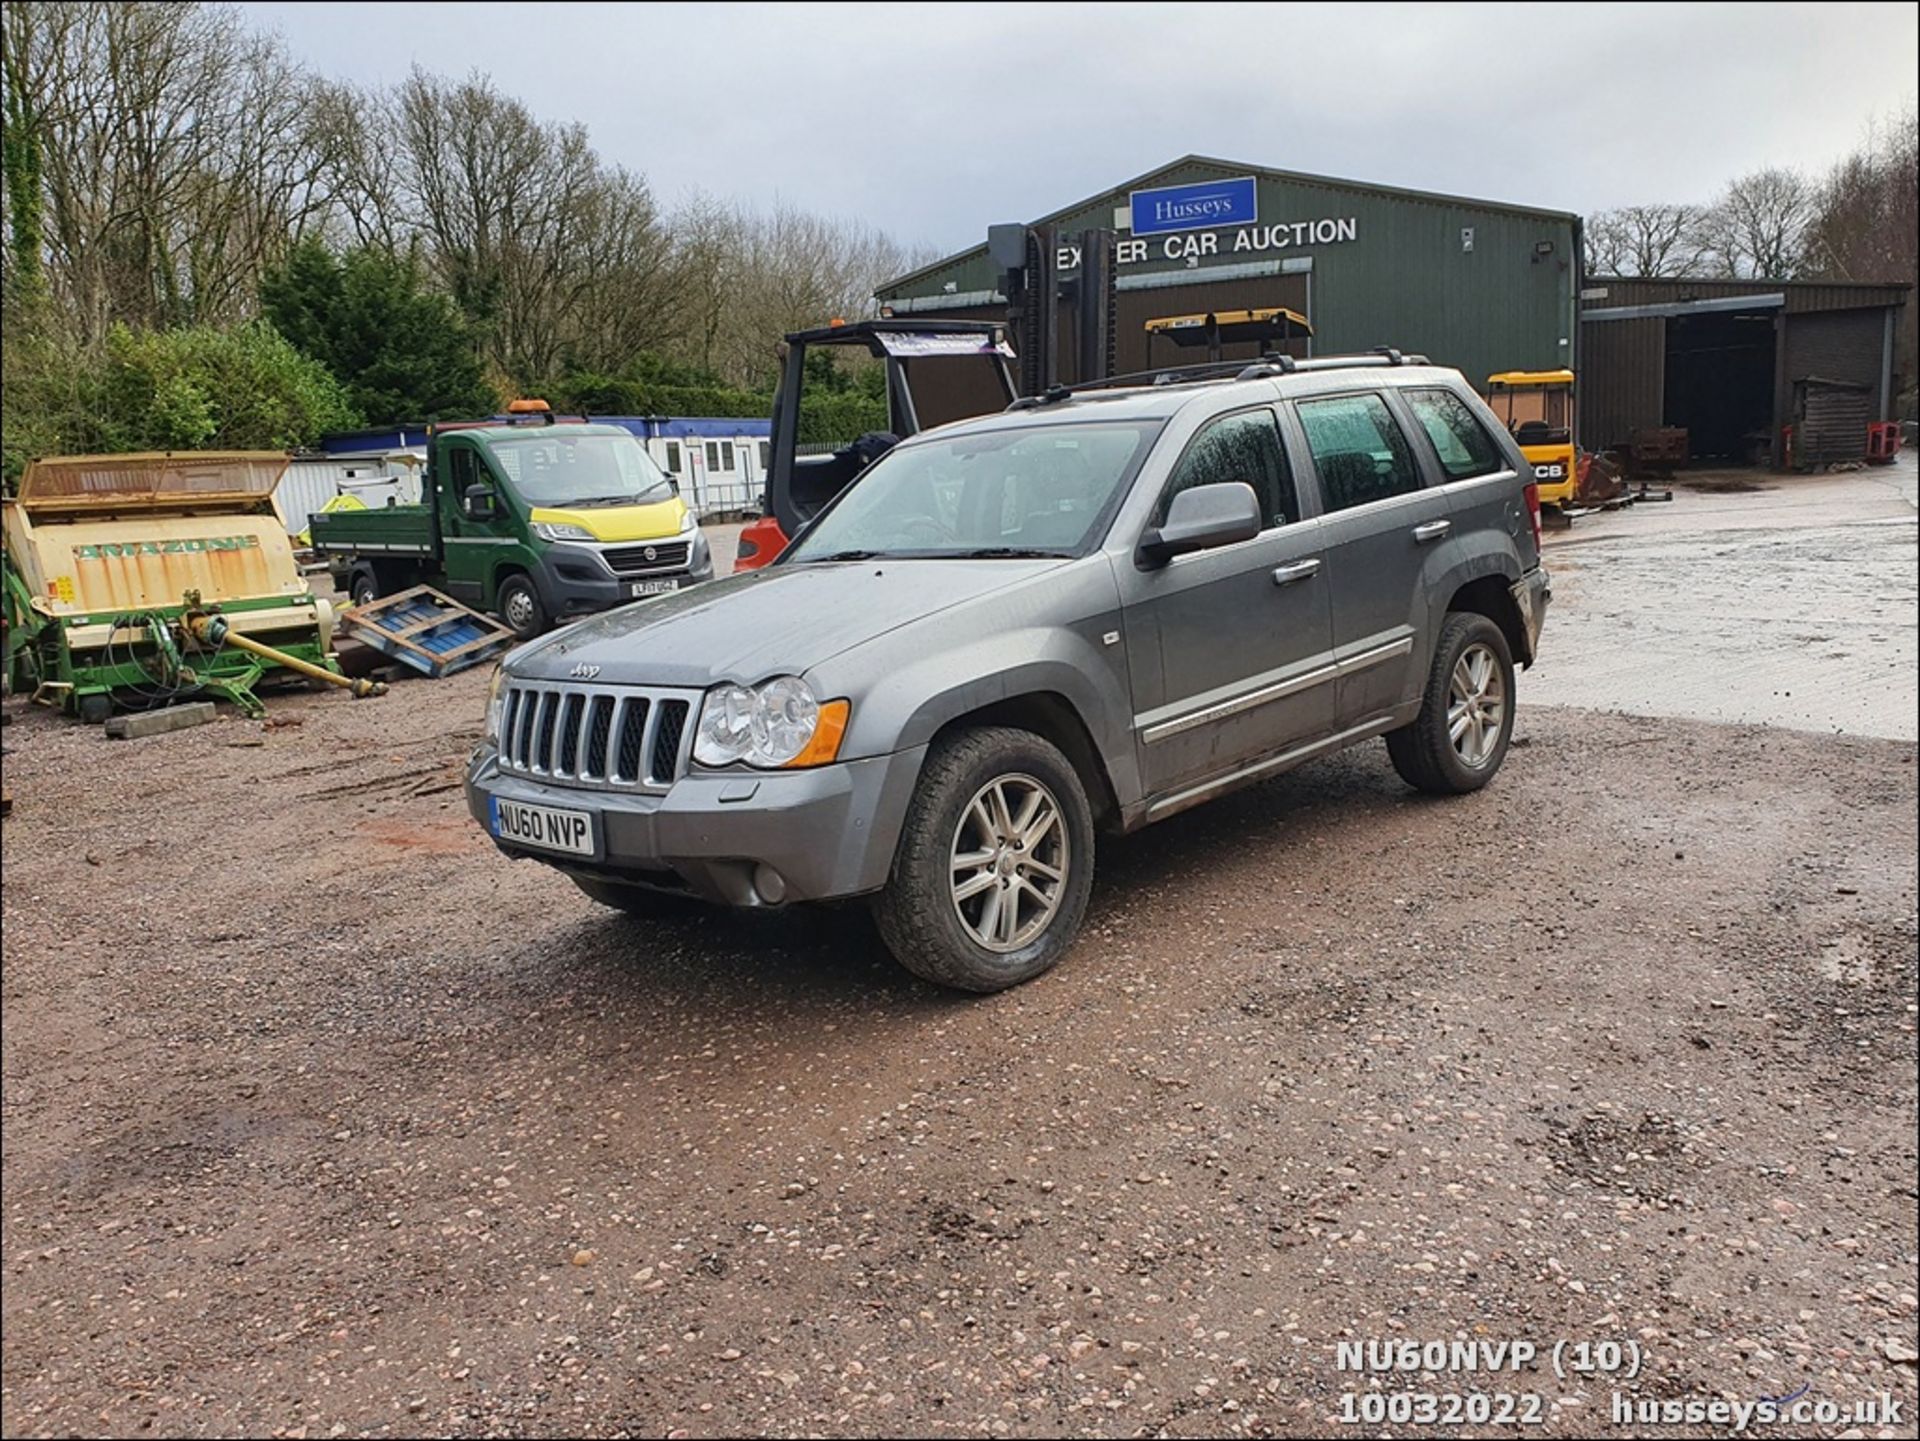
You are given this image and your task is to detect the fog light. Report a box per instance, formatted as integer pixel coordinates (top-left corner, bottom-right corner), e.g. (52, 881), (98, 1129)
(753, 864), (787, 905)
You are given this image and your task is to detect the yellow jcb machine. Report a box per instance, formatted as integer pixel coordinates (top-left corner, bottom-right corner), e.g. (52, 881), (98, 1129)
(1485, 370), (1577, 508)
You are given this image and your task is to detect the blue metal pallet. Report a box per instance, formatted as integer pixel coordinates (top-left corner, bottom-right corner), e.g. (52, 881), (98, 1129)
(340, 585), (515, 678)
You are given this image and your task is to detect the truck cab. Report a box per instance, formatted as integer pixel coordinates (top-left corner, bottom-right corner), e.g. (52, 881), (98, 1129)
(317, 404), (712, 637)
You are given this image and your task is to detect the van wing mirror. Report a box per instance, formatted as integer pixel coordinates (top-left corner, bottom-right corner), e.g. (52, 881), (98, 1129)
(463, 484), (497, 520)
(1137, 481), (1261, 566)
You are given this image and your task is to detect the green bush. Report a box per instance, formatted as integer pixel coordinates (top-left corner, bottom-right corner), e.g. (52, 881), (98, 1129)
(1, 322), (360, 482)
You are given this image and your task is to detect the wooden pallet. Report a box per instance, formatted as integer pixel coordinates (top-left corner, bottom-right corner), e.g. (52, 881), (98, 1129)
(339, 585), (515, 678)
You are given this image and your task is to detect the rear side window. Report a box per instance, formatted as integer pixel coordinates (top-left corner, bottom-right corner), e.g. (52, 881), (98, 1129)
(1295, 393), (1423, 513)
(1406, 389), (1506, 480)
(1155, 408), (1301, 531)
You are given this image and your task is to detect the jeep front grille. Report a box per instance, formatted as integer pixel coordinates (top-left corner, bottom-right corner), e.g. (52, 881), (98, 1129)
(497, 680), (696, 792)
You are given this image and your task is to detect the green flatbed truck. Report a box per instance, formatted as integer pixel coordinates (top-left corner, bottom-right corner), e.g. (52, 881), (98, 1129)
(312, 406), (713, 638)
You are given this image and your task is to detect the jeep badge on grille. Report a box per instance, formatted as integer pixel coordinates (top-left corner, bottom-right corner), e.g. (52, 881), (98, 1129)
(570, 663), (602, 680)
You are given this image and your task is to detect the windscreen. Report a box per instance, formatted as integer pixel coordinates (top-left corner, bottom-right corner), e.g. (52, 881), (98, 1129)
(485, 431), (675, 508)
(786, 421), (1160, 561)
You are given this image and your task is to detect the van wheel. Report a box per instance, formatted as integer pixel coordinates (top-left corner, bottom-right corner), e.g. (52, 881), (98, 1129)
(1386, 612), (1516, 794)
(497, 574), (548, 639)
(570, 875), (697, 919)
(348, 568), (380, 609)
(873, 727), (1095, 992)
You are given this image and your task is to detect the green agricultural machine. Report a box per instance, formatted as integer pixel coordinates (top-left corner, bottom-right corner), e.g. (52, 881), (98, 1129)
(3, 452), (381, 721)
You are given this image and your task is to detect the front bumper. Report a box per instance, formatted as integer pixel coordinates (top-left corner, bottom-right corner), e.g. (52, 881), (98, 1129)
(539, 533), (715, 618)
(1511, 565), (1550, 664)
(465, 743), (927, 906)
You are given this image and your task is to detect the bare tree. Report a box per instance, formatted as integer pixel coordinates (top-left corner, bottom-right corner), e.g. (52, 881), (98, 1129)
(2, 1), (943, 403)
(668, 197), (931, 390)
(389, 67), (679, 383)
(1584, 203), (1708, 277)
(5, 1), (346, 339)
(1697, 168), (1819, 279)
(1802, 104), (1917, 283)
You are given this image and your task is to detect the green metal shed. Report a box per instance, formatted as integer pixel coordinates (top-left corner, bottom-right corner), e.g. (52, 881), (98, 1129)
(875, 155), (1581, 393)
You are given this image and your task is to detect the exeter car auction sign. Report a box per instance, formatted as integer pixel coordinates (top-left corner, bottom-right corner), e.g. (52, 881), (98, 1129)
(1056, 215), (1359, 272)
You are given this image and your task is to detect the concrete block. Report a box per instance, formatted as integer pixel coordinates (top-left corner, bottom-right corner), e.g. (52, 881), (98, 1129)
(104, 702), (218, 739)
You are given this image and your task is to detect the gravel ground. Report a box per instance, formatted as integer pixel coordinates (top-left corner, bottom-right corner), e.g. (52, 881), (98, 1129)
(2, 667), (1915, 1437)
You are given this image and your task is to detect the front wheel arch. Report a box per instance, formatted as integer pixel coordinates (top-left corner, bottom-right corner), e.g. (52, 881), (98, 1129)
(920, 691), (1121, 832)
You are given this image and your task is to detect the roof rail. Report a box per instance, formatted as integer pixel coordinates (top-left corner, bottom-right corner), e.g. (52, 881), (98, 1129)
(1003, 348), (1432, 410)
(1290, 347), (1431, 371)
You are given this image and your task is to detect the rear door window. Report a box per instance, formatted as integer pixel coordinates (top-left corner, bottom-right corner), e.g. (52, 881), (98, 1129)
(1155, 408), (1301, 531)
(1295, 393), (1423, 513)
(1406, 388), (1506, 480)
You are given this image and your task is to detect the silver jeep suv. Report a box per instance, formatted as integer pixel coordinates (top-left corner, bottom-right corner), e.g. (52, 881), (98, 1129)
(467, 354), (1550, 991)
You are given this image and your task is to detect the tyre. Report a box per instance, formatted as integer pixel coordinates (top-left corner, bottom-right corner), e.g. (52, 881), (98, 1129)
(348, 567), (380, 610)
(77, 692), (113, 725)
(1385, 611), (1516, 795)
(873, 726), (1095, 992)
(570, 874), (697, 919)
(497, 573), (549, 639)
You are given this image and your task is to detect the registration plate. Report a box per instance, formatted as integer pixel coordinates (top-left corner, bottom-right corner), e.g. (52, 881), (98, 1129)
(490, 796), (596, 857)
(630, 579), (679, 597)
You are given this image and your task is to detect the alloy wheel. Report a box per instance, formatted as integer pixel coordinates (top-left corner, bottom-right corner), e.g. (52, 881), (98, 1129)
(949, 773), (1069, 952)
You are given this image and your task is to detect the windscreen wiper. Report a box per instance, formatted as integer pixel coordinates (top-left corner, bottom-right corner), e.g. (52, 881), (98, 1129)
(947, 546), (1072, 559)
(799, 549), (883, 563)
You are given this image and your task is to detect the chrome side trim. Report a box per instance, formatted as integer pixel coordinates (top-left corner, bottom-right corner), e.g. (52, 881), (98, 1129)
(1142, 663), (1336, 745)
(1143, 713), (1401, 822)
(1140, 634), (1414, 745)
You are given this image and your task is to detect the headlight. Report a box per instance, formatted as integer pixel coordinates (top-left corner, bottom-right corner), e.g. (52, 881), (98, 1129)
(678, 509), (696, 534)
(693, 675), (848, 769)
(532, 521), (595, 542)
(484, 666), (509, 744)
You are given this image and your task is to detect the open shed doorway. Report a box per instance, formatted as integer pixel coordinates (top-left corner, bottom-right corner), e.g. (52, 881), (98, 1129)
(1664, 309), (1777, 463)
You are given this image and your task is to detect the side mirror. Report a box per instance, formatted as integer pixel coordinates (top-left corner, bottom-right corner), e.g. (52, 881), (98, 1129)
(463, 484), (497, 521)
(1137, 481), (1261, 566)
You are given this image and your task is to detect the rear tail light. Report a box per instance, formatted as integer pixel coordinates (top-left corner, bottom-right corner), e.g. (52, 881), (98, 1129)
(1522, 481), (1543, 548)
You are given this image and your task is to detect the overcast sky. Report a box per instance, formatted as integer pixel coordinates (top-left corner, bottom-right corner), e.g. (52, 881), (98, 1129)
(245, 1), (1918, 257)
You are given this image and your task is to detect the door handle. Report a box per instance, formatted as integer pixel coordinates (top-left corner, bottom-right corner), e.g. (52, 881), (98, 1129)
(1271, 559), (1321, 586)
(1412, 519), (1452, 543)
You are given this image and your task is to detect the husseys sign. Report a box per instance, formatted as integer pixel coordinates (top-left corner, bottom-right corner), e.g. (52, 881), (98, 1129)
(1061, 177), (1358, 270)
(1130, 176), (1259, 236)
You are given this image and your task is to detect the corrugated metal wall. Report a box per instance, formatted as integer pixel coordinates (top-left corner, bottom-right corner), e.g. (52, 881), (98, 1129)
(1784, 308), (1886, 389)
(1579, 317), (1664, 450)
